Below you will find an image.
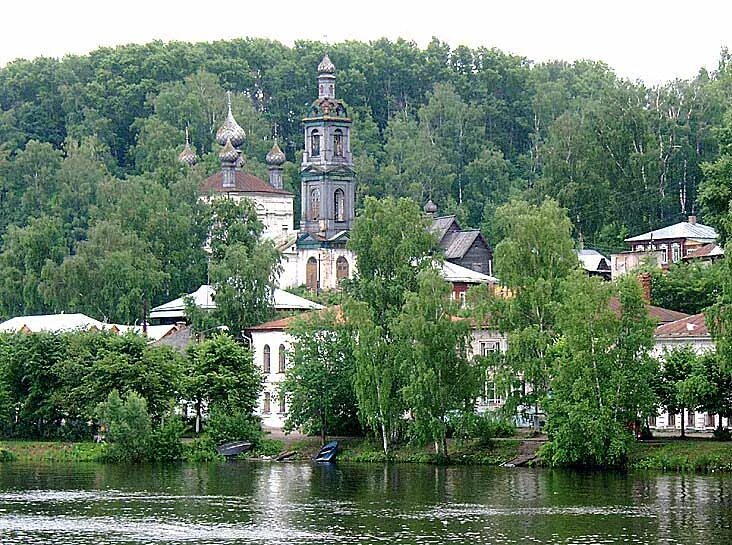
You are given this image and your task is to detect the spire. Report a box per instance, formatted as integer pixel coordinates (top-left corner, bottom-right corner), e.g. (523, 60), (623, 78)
(317, 54), (336, 99)
(178, 127), (198, 166)
(215, 91), (246, 147)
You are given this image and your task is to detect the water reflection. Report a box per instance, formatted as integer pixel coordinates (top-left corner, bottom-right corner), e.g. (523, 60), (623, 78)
(0, 462), (729, 544)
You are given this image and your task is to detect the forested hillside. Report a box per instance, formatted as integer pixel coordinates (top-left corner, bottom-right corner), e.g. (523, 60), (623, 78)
(1, 38), (732, 322)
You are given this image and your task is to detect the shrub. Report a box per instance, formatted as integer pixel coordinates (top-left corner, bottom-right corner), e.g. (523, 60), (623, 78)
(451, 412), (515, 445)
(205, 403), (263, 447)
(147, 417), (186, 462)
(253, 438), (284, 457)
(713, 427), (732, 442)
(184, 436), (221, 463)
(96, 390), (152, 463)
(0, 447), (16, 462)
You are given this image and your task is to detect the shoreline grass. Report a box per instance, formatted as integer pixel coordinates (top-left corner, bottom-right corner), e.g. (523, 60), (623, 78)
(628, 439), (732, 472)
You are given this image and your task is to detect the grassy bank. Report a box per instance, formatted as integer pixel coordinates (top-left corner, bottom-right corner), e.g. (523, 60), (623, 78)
(0, 441), (104, 462)
(628, 440), (732, 472)
(278, 437), (521, 465)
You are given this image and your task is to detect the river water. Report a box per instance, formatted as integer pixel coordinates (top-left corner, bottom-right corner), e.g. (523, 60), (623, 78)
(0, 462), (730, 544)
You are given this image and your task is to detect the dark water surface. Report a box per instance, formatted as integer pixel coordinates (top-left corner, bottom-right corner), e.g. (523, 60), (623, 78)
(0, 462), (730, 544)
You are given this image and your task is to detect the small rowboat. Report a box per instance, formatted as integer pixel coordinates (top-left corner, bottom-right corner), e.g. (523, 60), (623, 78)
(314, 441), (338, 463)
(216, 441), (253, 458)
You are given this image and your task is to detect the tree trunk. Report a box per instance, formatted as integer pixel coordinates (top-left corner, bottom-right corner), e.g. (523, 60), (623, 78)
(320, 410), (327, 446)
(680, 407), (685, 439)
(195, 401), (201, 434)
(381, 421), (389, 456)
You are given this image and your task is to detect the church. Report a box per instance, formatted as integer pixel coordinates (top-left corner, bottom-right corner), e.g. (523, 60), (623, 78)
(183, 55), (356, 292)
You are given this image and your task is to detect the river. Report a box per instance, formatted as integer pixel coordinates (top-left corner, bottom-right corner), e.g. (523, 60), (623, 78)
(0, 462), (729, 544)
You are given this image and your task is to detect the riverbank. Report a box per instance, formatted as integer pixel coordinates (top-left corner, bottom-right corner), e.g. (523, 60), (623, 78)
(629, 439), (732, 472)
(0, 441), (104, 462)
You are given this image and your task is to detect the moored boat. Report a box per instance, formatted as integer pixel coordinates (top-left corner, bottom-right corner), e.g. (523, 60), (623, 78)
(314, 440), (338, 463)
(216, 441), (253, 458)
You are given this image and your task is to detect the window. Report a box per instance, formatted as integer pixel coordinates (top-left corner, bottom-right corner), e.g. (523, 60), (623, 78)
(672, 243), (681, 263)
(706, 413), (716, 427)
(310, 188), (321, 220)
(458, 291), (467, 307)
(334, 188), (345, 221)
(687, 411), (695, 427)
(278, 344), (286, 373)
(278, 395), (286, 414)
(336, 256), (349, 281)
(263, 391), (271, 414)
(648, 415), (657, 428)
(306, 257), (318, 291)
(635, 245), (645, 252)
(480, 341), (500, 357)
(660, 244), (668, 265)
(310, 130), (320, 156)
(333, 129), (344, 157)
(263, 345), (271, 374)
(668, 413), (676, 427)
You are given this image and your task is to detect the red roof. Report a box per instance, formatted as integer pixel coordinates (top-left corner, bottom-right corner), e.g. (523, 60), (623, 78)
(655, 313), (710, 338)
(248, 306), (343, 332)
(199, 170), (292, 196)
(607, 297), (688, 325)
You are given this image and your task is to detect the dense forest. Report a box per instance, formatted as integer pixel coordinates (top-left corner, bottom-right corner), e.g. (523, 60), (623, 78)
(2, 37), (732, 323)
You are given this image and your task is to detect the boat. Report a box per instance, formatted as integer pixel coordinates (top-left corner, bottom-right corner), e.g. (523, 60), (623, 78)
(216, 440), (253, 458)
(314, 440), (338, 463)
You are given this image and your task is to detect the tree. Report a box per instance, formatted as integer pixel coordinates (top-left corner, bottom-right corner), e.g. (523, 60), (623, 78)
(184, 333), (262, 434)
(393, 269), (474, 458)
(280, 309), (358, 443)
(706, 240), (732, 371)
(546, 274), (657, 467)
(678, 352), (732, 437)
(655, 346), (697, 438)
(488, 198), (577, 428)
(96, 390), (152, 463)
(346, 196), (437, 454)
(649, 261), (724, 315)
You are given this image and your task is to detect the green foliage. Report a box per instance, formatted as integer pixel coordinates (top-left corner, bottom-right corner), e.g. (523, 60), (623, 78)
(451, 412), (515, 445)
(545, 274), (657, 467)
(395, 270), (475, 457)
(655, 346), (697, 437)
(649, 261), (724, 314)
(96, 390), (152, 463)
(629, 440), (732, 472)
(205, 403), (263, 447)
(147, 417), (186, 463)
(281, 308), (358, 441)
(0, 447), (16, 462)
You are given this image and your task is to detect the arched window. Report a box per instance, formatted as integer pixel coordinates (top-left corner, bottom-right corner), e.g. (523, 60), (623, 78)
(334, 188), (345, 221)
(306, 257), (318, 291)
(336, 256), (349, 281)
(263, 345), (271, 374)
(278, 344), (286, 373)
(310, 188), (321, 220)
(311, 130), (320, 156)
(333, 129), (344, 157)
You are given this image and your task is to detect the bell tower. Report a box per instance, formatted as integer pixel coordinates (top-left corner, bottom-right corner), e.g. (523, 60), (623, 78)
(300, 55), (355, 238)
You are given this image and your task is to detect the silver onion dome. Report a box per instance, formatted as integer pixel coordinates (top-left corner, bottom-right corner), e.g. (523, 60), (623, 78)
(318, 54), (336, 74)
(424, 199), (438, 214)
(266, 141), (286, 166)
(218, 137), (239, 163)
(178, 127), (198, 166)
(215, 91), (246, 147)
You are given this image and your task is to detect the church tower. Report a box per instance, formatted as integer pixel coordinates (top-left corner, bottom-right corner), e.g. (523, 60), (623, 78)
(300, 55), (355, 238)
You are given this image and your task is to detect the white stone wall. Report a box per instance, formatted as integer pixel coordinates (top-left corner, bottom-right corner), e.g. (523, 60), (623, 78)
(202, 193), (295, 241)
(277, 246), (357, 291)
(251, 329), (293, 429)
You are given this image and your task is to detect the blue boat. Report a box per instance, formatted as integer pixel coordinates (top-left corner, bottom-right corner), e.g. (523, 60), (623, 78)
(314, 441), (338, 463)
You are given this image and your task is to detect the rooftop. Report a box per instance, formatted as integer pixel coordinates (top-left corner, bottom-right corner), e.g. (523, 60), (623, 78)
(0, 313), (105, 333)
(199, 170), (291, 196)
(655, 312), (710, 339)
(625, 220), (718, 243)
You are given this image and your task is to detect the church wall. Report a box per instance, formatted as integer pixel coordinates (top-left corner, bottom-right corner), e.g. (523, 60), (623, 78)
(203, 193), (294, 241)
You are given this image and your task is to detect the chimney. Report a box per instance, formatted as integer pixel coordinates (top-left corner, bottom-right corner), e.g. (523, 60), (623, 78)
(638, 272), (651, 304)
(688, 215), (697, 225)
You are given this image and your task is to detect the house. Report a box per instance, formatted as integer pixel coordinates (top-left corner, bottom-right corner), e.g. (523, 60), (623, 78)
(439, 260), (500, 305)
(651, 312), (725, 432)
(426, 203), (493, 276)
(577, 249), (611, 280)
(624, 216), (718, 268)
(682, 242), (725, 264)
(610, 250), (665, 280)
(149, 284), (323, 325)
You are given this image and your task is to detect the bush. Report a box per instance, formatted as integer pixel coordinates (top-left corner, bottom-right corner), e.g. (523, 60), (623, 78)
(253, 438), (284, 457)
(0, 447), (16, 462)
(96, 390), (152, 463)
(147, 417), (185, 462)
(184, 436), (221, 463)
(205, 403), (263, 447)
(713, 427), (732, 442)
(451, 412), (515, 445)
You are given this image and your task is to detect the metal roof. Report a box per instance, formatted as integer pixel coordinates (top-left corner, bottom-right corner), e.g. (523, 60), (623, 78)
(439, 261), (499, 284)
(577, 249), (611, 272)
(625, 221), (718, 243)
(655, 313), (710, 339)
(0, 313), (106, 333)
(199, 170), (292, 196)
(150, 285), (323, 319)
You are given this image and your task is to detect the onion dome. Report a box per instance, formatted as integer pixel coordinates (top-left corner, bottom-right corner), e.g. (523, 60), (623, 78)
(178, 127), (198, 166)
(266, 141), (286, 166)
(318, 54), (336, 74)
(215, 91), (246, 147)
(424, 199), (438, 214)
(218, 137), (239, 163)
